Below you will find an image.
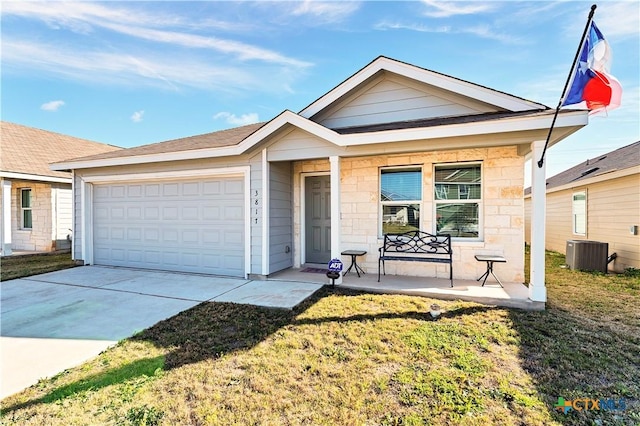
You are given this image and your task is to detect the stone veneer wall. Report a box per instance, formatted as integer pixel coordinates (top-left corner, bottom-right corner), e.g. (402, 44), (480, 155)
(293, 147), (525, 283)
(11, 180), (54, 251)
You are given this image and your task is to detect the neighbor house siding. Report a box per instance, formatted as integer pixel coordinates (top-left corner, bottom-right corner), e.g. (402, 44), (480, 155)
(52, 184), (73, 248)
(73, 173), (83, 259)
(313, 74), (496, 129)
(269, 161), (293, 273)
(545, 189), (574, 252)
(293, 147), (525, 283)
(526, 173), (640, 271)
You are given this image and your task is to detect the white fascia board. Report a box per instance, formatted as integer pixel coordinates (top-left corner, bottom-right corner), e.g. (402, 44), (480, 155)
(51, 109), (587, 171)
(299, 57), (547, 118)
(339, 110), (588, 146)
(82, 166), (248, 183)
(235, 110), (340, 149)
(52, 111), (341, 171)
(381, 60), (547, 112)
(0, 171), (71, 184)
(51, 144), (244, 171)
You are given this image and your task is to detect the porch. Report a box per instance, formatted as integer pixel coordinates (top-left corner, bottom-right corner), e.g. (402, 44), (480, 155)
(269, 266), (542, 311)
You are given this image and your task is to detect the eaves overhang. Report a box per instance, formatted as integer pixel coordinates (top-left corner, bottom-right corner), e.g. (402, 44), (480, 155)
(51, 109), (588, 171)
(0, 171), (72, 184)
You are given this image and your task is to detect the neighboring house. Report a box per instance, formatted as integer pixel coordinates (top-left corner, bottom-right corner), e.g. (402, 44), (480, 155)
(525, 141), (640, 272)
(52, 57), (589, 303)
(1, 122), (121, 255)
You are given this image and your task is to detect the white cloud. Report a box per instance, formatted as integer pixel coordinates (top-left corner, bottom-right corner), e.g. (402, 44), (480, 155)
(131, 110), (144, 123)
(420, 0), (493, 18)
(213, 112), (260, 126)
(594, 2), (640, 39)
(291, 1), (360, 23)
(101, 22), (311, 68)
(40, 100), (65, 111)
(374, 21), (525, 45)
(1, 39), (298, 93)
(1, 2), (310, 68)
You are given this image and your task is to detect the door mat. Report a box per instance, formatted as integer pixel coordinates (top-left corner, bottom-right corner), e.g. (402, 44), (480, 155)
(301, 267), (327, 273)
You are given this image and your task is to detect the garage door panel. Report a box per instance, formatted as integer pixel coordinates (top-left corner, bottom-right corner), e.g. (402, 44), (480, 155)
(93, 176), (245, 277)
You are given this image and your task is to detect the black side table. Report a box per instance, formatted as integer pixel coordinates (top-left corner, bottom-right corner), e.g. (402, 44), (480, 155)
(341, 250), (367, 277)
(474, 255), (506, 287)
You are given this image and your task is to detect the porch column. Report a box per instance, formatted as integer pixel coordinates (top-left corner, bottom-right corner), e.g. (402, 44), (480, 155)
(529, 140), (547, 303)
(262, 148), (270, 276)
(329, 156), (342, 284)
(1, 179), (12, 255)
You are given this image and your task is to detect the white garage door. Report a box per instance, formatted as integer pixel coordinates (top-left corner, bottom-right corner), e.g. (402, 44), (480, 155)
(93, 177), (245, 277)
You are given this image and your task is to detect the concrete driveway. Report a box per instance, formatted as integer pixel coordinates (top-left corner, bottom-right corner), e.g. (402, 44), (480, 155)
(0, 266), (322, 399)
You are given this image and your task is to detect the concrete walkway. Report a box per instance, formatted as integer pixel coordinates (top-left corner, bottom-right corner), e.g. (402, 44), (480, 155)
(0, 266), (322, 399)
(270, 266), (542, 311)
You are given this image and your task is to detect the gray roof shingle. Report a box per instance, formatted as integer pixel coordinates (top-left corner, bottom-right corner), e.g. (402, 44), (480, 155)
(525, 140), (640, 194)
(1, 122), (121, 179)
(56, 122), (266, 164)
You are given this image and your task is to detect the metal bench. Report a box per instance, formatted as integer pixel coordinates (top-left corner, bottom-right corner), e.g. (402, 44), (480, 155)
(378, 231), (453, 287)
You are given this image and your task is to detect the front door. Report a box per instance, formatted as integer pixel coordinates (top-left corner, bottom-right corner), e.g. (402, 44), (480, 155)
(305, 175), (331, 264)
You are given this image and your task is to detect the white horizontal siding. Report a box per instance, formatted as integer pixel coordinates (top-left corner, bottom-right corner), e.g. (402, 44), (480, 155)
(316, 76), (495, 129)
(269, 161), (293, 273)
(53, 186), (73, 240)
(524, 173), (640, 271)
(267, 128), (345, 162)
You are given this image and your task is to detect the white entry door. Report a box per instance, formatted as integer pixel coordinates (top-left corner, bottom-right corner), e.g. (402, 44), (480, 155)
(92, 177), (245, 277)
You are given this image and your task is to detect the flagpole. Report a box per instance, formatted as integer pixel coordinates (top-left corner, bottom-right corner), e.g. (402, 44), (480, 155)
(537, 4), (597, 168)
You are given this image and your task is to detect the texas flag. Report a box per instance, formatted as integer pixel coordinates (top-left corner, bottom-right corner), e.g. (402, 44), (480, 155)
(562, 21), (622, 115)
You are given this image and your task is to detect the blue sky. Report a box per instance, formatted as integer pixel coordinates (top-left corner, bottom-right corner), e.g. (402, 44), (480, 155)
(2, 1), (638, 180)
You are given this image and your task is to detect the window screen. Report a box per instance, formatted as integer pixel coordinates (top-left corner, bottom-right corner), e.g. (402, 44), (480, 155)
(434, 164), (481, 238)
(380, 168), (422, 235)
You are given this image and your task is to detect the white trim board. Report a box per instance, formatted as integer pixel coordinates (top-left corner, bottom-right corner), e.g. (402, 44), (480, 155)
(80, 166), (253, 278)
(0, 171), (71, 184)
(52, 109), (588, 171)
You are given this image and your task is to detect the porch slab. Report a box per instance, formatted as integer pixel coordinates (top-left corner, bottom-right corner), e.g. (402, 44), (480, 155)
(269, 268), (543, 310)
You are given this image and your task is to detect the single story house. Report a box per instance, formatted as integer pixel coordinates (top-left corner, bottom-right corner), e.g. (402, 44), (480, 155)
(1, 122), (120, 255)
(52, 57), (589, 303)
(525, 141), (640, 272)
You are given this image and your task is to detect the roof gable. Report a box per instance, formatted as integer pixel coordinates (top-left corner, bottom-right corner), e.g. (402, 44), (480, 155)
(0, 122), (120, 180)
(311, 72), (501, 130)
(300, 56), (548, 121)
(51, 57), (589, 171)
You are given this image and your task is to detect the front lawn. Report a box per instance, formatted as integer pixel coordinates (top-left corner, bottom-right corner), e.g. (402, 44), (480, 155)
(1, 251), (638, 425)
(0, 251), (77, 281)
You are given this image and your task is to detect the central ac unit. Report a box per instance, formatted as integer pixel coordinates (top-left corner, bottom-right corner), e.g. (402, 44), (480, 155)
(566, 240), (608, 273)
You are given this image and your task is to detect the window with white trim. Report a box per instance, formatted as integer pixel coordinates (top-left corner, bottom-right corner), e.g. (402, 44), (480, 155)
(380, 167), (422, 235)
(572, 191), (586, 235)
(21, 188), (33, 229)
(434, 163), (481, 238)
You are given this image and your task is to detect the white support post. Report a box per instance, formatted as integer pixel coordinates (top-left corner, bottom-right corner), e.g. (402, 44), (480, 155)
(262, 148), (270, 276)
(81, 180), (93, 264)
(529, 140), (547, 303)
(1, 179), (12, 255)
(329, 156), (342, 284)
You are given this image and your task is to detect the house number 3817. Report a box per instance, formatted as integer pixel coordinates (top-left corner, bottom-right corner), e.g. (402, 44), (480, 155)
(253, 190), (259, 224)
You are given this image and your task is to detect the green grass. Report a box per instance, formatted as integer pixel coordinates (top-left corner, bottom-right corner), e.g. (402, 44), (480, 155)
(1, 251), (638, 425)
(0, 251), (77, 281)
